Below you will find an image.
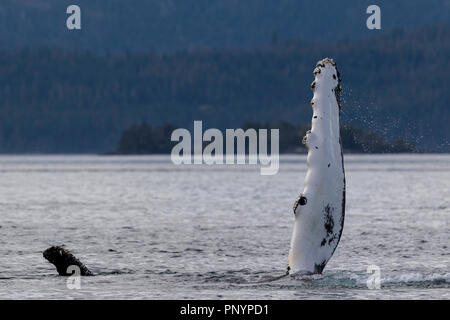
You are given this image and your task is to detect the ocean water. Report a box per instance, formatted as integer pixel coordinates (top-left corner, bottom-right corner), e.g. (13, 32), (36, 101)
(0, 154), (448, 299)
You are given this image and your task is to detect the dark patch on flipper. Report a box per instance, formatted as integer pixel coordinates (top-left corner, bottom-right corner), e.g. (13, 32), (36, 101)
(293, 194), (307, 214)
(334, 85), (342, 110)
(323, 204), (335, 235)
(314, 260), (327, 274)
(299, 196), (307, 206)
(43, 246), (93, 276)
(321, 204), (340, 247)
(328, 236), (337, 245)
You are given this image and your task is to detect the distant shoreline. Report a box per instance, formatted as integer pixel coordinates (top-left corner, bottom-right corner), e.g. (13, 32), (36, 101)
(2, 152), (449, 156)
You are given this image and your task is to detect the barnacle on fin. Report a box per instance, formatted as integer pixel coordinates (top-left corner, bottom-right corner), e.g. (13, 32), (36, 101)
(302, 130), (311, 145)
(293, 194), (307, 214)
(313, 58), (342, 110)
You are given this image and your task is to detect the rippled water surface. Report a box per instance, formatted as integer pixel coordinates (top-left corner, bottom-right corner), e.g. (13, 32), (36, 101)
(0, 154), (448, 299)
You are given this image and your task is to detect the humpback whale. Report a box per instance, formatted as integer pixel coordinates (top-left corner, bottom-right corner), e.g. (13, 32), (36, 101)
(43, 246), (93, 276)
(287, 58), (346, 275)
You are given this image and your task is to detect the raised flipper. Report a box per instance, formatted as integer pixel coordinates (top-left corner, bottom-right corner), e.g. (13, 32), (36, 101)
(287, 58), (346, 275)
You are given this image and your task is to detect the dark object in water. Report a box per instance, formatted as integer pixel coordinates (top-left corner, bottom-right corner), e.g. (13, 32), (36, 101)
(43, 246), (93, 276)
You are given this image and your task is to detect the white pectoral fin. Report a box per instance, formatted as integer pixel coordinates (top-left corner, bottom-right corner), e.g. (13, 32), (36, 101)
(288, 58), (345, 275)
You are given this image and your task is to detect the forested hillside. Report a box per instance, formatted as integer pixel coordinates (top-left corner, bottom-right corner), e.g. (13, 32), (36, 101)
(113, 122), (414, 155)
(0, 0), (449, 52)
(0, 26), (448, 153)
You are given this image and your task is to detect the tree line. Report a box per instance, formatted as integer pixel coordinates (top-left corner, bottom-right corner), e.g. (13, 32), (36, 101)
(113, 122), (414, 154)
(0, 25), (448, 153)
